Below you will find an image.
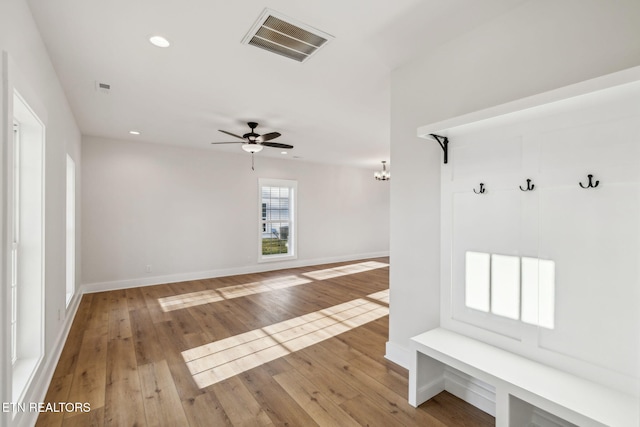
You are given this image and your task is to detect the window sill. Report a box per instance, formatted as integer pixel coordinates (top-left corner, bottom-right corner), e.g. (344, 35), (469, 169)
(66, 291), (73, 308)
(12, 356), (41, 402)
(258, 254), (297, 263)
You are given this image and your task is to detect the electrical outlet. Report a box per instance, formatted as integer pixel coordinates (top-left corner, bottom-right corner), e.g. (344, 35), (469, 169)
(145, 265), (152, 273)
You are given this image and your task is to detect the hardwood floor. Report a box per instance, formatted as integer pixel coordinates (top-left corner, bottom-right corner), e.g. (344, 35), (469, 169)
(36, 258), (494, 426)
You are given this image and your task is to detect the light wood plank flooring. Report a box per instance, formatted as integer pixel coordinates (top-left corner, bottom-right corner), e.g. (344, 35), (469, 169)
(37, 258), (494, 426)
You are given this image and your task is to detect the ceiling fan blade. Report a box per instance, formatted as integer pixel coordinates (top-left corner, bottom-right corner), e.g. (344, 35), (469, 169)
(211, 141), (243, 145)
(218, 130), (245, 140)
(256, 132), (281, 142)
(261, 142), (293, 149)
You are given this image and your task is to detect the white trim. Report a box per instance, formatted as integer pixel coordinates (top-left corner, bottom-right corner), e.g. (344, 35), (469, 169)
(531, 407), (577, 427)
(444, 367), (496, 416)
(384, 340), (410, 369)
(81, 252), (389, 294)
(402, 346), (499, 417)
(416, 377), (445, 406)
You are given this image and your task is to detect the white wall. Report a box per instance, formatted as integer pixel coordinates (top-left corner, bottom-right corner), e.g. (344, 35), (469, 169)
(0, 0), (82, 426)
(388, 0), (640, 366)
(81, 136), (389, 289)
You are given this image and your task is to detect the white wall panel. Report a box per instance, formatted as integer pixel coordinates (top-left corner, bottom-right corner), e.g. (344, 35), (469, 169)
(452, 136), (522, 180)
(538, 183), (639, 377)
(437, 77), (640, 395)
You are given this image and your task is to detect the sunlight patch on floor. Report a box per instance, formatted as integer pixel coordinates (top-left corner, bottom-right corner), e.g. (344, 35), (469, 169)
(158, 260), (389, 312)
(182, 290), (390, 389)
(158, 275), (311, 312)
(301, 261), (389, 281)
(366, 289), (390, 304)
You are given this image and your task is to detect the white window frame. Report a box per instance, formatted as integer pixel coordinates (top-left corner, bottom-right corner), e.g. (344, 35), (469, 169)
(10, 91), (46, 404)
(258, 178), (297, 263)
(11, 121), (19, 366)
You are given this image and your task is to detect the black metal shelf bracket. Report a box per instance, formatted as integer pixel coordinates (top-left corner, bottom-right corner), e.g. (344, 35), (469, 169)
(429, 134), (449, 164)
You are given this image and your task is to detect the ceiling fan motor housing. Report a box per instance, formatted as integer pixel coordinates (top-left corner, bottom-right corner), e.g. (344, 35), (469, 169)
(244, 122), (260, 141)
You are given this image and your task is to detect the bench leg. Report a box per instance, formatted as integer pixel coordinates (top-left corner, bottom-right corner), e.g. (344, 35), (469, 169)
(409, 349), (445, 407)
(409, 348), (418, 406)
(495, 386), (509, 427)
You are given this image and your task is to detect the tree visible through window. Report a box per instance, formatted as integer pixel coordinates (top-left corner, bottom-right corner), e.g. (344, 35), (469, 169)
(259, 179), (297, 260)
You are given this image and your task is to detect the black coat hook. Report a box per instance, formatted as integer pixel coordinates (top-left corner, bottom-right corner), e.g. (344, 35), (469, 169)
(473, 183), (486, 194)
(579, 174), (599, 189)
(519, 179), (535, 192)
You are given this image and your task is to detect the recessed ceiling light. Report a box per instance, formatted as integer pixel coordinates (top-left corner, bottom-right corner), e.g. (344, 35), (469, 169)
(281, 151), (288, 155)
(149, 36), (170, 48)
(129, 130), (140, 135)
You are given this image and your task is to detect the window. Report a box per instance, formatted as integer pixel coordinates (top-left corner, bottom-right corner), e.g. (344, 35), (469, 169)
(66, 155), (76, 306)
(11, 92), (45, 402)
(259, 179), (297, 262)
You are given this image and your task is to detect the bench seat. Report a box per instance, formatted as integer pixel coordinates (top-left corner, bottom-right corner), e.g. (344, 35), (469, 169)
(409, 328), (638, 427)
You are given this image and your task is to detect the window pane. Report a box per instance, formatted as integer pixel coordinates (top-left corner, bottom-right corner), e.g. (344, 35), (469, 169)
(262, 220), (290, 255)
(262, 186), (290, 223)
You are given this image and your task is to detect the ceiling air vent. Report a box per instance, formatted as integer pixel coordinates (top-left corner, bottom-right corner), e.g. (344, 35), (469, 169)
(242, 9), (333, 63)
(95, 81), (111, 94)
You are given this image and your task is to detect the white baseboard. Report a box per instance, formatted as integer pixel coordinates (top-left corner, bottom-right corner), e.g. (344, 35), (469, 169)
(417, 377), (446, 405)
(384, 340), (410, 369)
(531, 408), (577, 427)
(81, 251), (390, 294)
(444, 367), (496, 416)
(11, 292), (82, 427)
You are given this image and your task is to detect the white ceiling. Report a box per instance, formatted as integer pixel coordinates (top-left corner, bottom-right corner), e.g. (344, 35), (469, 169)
(26, 0), (526, 168)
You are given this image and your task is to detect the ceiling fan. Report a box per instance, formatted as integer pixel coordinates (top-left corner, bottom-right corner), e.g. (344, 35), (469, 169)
(212, 122), (293, 153)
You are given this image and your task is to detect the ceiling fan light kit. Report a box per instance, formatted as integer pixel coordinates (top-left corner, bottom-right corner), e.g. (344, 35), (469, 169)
(242, 143), (263, 153)
(212, 122), (294, 170)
